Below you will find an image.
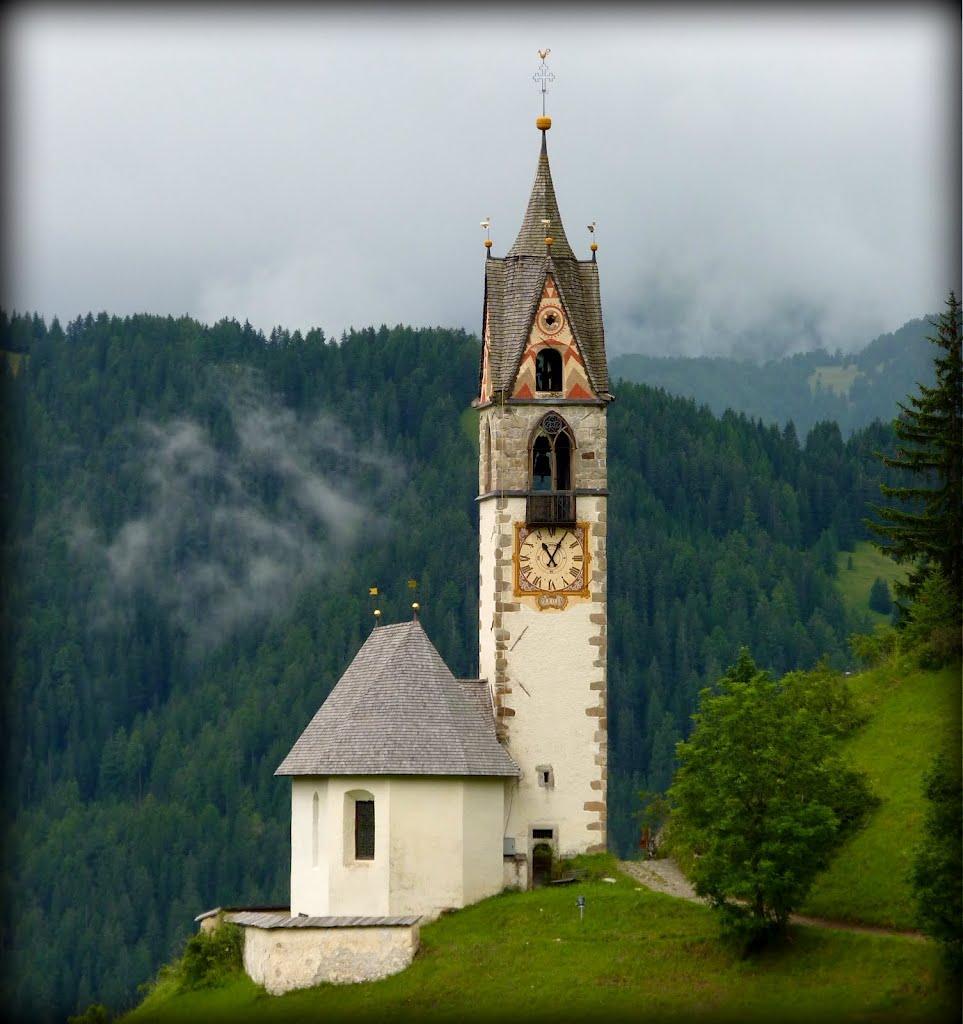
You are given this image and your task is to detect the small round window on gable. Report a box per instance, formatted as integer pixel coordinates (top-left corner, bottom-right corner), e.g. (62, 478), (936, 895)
(537, 305), (564, 336)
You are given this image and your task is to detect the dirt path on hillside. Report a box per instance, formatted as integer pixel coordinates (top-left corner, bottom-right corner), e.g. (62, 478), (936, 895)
(618, 859), (928, 941)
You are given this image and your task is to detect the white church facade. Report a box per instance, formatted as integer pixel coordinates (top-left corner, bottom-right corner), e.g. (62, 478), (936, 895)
(277, 620), (517, 920)
(211, 102), (612, 994)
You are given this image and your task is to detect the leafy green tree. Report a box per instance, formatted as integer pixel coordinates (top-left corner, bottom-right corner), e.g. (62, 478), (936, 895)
(868, 576), (893, 615)
(668, 649), (874, 949)
(911, 747), (962, 975)
(867, 291), (962, 610)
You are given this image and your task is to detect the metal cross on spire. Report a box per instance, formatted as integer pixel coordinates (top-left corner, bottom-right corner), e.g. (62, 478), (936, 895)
(534, 48), (554, 116)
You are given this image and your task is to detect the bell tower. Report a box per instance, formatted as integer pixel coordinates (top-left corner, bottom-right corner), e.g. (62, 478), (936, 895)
(474, 69), (613, 881)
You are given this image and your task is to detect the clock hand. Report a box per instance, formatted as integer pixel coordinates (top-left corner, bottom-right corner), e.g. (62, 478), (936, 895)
(541, 541), (559, 567)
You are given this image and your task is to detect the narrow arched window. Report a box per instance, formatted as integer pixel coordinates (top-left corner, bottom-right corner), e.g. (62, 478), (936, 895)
(483, 420), (492, 492)
(344, 789), (376, 864)
(355, 800), (375, 860)
(535, 348), (562, 392)
(312, 792), (320, 867)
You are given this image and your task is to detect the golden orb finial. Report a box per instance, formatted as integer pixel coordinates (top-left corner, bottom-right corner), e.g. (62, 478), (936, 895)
(590, 242), (598, 252)
(373, 608), (381, 621)
(536, 115), (552, 131)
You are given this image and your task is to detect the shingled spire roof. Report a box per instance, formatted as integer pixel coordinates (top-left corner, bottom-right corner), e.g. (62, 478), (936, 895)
(275, 620), (519, 778)
(506, 132), (575, 260)
(480, 121), (611, 403)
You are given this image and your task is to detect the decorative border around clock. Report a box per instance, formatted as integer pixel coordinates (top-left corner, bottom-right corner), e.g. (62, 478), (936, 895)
(513, 521), (591, 600)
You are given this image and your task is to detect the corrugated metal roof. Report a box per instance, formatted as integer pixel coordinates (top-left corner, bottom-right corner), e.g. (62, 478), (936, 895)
(275, 621), (519, 778)
(481, 130), (610, 402)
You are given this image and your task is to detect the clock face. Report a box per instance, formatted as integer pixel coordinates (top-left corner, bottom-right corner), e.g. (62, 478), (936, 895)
(515, 524), (589, 596)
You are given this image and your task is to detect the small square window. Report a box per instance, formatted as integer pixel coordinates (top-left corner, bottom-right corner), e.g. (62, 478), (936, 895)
(536, 764), (554, 788)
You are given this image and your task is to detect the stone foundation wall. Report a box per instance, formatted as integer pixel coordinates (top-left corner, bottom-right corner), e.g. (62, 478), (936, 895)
(240, 922), (419, 994)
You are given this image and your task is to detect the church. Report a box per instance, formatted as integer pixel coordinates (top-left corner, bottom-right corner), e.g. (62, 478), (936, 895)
(212, 92), (612, 995)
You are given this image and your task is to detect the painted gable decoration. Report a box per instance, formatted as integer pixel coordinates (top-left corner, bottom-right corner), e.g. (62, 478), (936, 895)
(476, 125), (612, 407)
(511, 276), (597, 401)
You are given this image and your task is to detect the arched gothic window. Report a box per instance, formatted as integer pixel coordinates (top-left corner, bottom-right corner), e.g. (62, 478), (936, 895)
(528, 412), (576, 524)
(530, 412), (573, 491)
(535, 348), (563, 392)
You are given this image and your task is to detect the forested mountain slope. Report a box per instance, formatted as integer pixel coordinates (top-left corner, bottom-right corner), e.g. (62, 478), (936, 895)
(0, 310), (898, 1021)
(610, 316), (934, 437)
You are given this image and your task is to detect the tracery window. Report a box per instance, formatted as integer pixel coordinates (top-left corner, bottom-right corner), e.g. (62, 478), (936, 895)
(530, 412), (573, 492)
(528, 412), (575, 524)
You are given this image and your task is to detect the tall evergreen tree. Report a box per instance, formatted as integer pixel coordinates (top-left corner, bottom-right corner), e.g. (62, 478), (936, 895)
(866, 291), (962, 610)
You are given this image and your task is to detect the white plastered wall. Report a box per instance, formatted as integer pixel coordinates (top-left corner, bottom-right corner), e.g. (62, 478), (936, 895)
(290, 776), (390, 918)
(479, 488), (607, 864)
(290, 775), (507, 919)
(461, 778), (510, 906)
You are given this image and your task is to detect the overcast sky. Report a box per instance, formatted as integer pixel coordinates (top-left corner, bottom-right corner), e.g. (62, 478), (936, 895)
(4, 3), (958, 359)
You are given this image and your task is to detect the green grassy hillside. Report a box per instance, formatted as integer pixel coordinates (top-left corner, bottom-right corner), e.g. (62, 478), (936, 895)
(608, 315), (934, 438)
(801, 660), (960, 928)
(121, 656), (960, 1023)
(809, 364), (859, 396)
(836, 540), (908, 629)
(125, 861), (952, 1024)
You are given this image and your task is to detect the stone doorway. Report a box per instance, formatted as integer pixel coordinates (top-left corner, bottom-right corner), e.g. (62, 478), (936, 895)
(531, 842), (553, 888)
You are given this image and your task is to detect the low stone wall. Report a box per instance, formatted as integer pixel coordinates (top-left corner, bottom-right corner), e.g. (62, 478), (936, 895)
(225, 911), (420, 995)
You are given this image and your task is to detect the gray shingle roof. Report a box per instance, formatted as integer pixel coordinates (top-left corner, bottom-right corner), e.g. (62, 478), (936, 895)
(506, 132), (575, 261)
(481, 129), (611, 402)
(275, 621), (519, 778)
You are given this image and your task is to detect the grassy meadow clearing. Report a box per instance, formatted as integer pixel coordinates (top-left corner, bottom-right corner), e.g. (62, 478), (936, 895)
(126, 861), (954, 1024)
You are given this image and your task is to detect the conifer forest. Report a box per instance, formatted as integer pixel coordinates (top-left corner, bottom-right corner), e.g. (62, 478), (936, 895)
(1, 311), (905, 1020)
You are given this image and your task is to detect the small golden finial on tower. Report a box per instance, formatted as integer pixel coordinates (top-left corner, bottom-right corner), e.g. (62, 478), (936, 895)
(541, 217), (553, 248)
(481, 217), (492, 253)
(412, 602), (420, 621)
(534, 48), (554, 130)
(587, 221), (598, 258)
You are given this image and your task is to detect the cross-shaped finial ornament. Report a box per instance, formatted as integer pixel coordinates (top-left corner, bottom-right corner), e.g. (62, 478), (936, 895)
(534, 48), (554, 116)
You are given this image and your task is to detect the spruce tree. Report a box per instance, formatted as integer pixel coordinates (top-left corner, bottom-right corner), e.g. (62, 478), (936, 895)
(867, 291), (962, 611)
(868, 576), (893, 615)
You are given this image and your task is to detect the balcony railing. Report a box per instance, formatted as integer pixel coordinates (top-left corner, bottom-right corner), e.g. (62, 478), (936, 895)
(526, 491), (576, 526)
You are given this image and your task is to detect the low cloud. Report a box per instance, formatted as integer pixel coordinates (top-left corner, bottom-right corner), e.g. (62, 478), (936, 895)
(71, 369), (398, 655)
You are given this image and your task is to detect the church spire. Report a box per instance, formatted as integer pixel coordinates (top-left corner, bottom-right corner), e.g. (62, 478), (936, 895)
(505, 122), (575, 261)
(476, 55), (611, 406)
